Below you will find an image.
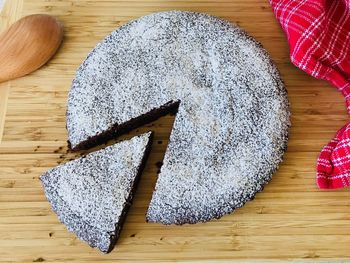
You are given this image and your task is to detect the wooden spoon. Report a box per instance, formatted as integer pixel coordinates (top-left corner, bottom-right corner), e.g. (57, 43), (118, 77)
(0, 14), (63, 83)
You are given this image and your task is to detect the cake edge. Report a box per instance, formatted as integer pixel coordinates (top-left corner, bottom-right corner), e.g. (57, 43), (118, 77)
(105, 131), (154, 253)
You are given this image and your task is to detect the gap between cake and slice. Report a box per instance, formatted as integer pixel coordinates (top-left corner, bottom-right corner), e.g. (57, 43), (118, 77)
(41, 101), (179, 254)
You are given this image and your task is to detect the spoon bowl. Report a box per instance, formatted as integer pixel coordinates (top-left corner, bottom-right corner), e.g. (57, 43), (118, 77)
(0, 14), (63, 83)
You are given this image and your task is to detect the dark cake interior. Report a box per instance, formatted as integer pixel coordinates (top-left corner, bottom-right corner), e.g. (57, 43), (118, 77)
(69, 101), (179, 151)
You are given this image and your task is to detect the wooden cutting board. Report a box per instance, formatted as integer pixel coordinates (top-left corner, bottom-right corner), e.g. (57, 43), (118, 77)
(1, 0), (350, 262)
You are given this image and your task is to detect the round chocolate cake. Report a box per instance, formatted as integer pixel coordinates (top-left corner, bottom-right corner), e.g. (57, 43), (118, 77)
(67, 11), (290, 225)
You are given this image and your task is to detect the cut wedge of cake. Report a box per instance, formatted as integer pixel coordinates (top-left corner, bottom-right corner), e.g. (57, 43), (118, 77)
(40, 132), (153, 253)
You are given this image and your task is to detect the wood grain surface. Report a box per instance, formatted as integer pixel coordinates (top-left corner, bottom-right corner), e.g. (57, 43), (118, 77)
(0, 0), (23, 142)
(1, 0), (350, 262)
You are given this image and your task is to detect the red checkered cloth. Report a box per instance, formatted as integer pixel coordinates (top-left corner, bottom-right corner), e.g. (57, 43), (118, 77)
(270, 0), (350, 189)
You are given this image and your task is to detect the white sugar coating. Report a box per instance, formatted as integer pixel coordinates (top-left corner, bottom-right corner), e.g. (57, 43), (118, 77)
(40, 132), (152, 253)
(67, 11), (290, 224)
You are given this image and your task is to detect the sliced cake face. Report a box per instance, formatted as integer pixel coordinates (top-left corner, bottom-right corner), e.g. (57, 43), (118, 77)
(40, 132), (153, 253)
(67, 11), (290, 224)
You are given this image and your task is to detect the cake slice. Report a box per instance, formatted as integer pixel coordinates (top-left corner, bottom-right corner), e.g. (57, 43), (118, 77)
(40, 132), (153, 253)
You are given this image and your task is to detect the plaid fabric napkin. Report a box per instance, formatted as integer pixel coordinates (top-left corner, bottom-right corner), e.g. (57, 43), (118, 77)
(270, 0), (350, 189)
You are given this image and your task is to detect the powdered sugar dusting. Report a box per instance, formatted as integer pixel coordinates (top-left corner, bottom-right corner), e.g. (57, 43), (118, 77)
(67, 11), (290, 224)
(40, 132), (152, 252)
